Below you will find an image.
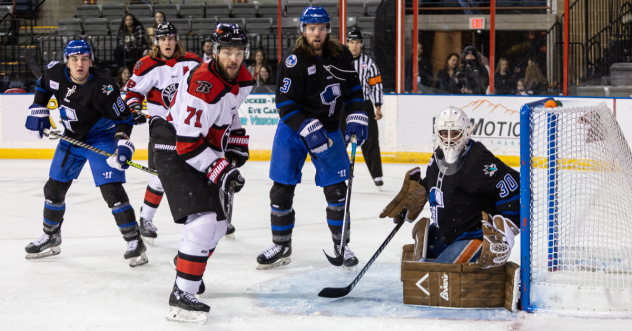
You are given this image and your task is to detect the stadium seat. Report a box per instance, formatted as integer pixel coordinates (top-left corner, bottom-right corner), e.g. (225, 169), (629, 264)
(138, 17), (155, 30)
(346, 16), (358, 29)
(285, 1), (310, 17)
(330, 16), (340, 37)
(191, 18), (217, 35)
(127, 4), (152, 19)
(109, 19), (122, 32)
(232, 3), (257, 18)
(257, 3), (279, 24)
(4, 88), (26, 93)
(217, 18), (246, 31)
(346, 2), (366, 17)
(312, 1), (338, 17)
(357, 16), (375, 33)
(280, 17), (300, 34)
(169, 18), (191, 34)
(58, 18), (83, 36)
(206, 4), (231, 19)
(246, 18), (273, 35)
(83, 18), (109, 36)
(154, 4), (179, 19)
(91, 35), (117, 63)
(365, 1), (380, 16)
(76, 5), (102, 21)
(179, 4), (205, 19)
(102, 3), (125, 21)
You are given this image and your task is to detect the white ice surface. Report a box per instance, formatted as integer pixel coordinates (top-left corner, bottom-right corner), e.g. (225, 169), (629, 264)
(0, 159), (630, 330)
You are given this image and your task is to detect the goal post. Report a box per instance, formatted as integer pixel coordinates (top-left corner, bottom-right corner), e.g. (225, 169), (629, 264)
(520, 98), (632, 316)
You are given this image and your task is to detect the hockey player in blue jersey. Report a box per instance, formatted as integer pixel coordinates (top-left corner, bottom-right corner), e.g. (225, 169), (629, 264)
(256, 7), (368, 270)
(23, 40), (148, 267)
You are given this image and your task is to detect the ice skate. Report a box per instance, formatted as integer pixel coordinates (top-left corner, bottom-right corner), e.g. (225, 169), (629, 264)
(124, 239), (148, 267)
(166, 284), (210, 324)
(374, 177), (384, 191)
(224, 223), (235, 240)
(335, 244), (359, 273)
(256, 242), (292, 270)
(139, 216), (158, 245)
(25, 232), (62, 259)
(169, 256), (205, 295)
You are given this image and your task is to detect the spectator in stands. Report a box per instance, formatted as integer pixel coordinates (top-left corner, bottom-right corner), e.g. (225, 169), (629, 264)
(247, 49), (267, 83)
(202, 40), (212, 62)
(524, 63), (548, 95)
(147, 11), (167, 36)
(494, 57), (514, 95)
(459, 46), (489, 95)
(457, 0), (482, 15)
(516, 78), (527, 95)
(114, 14), (147, 68)
(436, 53), (460, 94)
(115, 67), (131, 89)
(253, 66), (275, 93)
(405, 42), (434, 93)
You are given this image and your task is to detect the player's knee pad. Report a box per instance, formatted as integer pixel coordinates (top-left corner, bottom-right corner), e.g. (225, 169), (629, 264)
(147, 174), (164, 192)
(100, 182), (138, 241)
(324, 182), (348, 243)
(270, 182), (296, 244)
(42, 178), (72, 234)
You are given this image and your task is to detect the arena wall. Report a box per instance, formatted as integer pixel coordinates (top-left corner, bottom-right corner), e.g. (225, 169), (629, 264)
(1, 93), (627, 166)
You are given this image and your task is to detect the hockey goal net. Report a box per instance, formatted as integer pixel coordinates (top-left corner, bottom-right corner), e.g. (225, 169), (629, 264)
(520, 98), (632, 315)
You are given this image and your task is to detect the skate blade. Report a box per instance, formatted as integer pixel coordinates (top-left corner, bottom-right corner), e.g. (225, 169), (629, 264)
(343, 265), (358, 273)
(142, 236), (155, 246)
(169, 258), (177, 271)
(165, 306), (207, 324)
(25, 246), (60, 260)
(223, 233), (235, 240)
(128, 252), (148, 267)
(256, 257), (291, 270)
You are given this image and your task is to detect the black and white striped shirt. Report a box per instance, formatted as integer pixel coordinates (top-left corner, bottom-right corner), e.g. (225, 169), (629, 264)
(352, 53), (383, 106)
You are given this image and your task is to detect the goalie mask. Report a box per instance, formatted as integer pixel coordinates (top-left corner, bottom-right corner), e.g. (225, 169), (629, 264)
(433, 107), (472, 175)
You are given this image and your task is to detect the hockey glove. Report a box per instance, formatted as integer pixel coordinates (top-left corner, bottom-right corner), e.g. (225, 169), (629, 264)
(207, 158), (245, 193)
(126, 98), (147, 125)
(477, 212), (520, 269)
(25, 104), (51, 139)
(107, 139), (135, 171)
(299, 118), (331, 155)
(379, 167), (427, 223)
(225, 128), (249, 168)
(344, 111), (369, 146)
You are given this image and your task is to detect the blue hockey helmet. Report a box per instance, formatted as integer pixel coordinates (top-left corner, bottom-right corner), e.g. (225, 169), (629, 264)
(300, 7), (331, 33)
(64, 40), (93, 63)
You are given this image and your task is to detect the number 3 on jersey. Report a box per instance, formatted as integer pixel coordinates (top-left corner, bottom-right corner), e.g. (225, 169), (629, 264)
(280, 78), (291, 93)
(185, 106), (203, 127)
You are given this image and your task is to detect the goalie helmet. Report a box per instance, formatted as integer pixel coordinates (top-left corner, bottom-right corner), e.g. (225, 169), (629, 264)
(153, 22), (179, 46)
(212, 23), (250, 59)
(433, 107), (472, 174)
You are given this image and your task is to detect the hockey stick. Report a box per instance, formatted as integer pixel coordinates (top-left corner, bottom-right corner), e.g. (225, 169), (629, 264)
(226, 160), (236, 225)
(43, 129), (158, 176)
(324, 135), (357, 266)
(319, 217), (406, 298)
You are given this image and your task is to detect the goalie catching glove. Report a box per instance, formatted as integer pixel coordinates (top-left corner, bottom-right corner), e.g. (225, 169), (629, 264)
(379, 167), (427, 223)
(477, 212), (520, 269)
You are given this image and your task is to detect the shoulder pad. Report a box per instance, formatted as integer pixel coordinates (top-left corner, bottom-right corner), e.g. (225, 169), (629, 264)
(237, 64), (254, 87)
(181, 52), (202, 63)
(47, 61), (59, 69)
(186, 62), (229, 104)
(133, 55), (161, 76)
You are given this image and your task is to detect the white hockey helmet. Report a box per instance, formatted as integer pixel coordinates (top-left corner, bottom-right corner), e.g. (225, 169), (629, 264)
(434, 106), (472, 165)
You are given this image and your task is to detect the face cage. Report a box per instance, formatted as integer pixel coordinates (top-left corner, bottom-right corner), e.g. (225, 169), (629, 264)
(300, 23), (332, 34)
(64, 52), (94, 63)
(212, 43), (250, 60)
(436, 129), (465, 149)
(154, 33), (180, 46)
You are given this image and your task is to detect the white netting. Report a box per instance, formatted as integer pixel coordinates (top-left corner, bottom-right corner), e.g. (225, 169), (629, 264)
(528, 100), (632, 313)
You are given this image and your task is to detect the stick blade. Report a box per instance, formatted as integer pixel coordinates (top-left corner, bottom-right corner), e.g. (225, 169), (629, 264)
(318, 286), (351, 298)
(323, 249), (343, 266)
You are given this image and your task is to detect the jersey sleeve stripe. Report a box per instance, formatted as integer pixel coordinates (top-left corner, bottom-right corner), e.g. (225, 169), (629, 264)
(35, 87), (47, 93)
(368, 75), (382, 86)
(276, 100), (296, 108)
(344, 98), (364, 107)
(281, 109), (301, 122)
(176, 135), (206, 159)
(495, 194), (520, 206)
(348, 85), (362, 92)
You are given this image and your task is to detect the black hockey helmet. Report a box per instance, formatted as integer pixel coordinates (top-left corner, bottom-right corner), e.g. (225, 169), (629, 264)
(212, 23), (250, 58)
(346, 27), (363, 43)
(154, 22), (179, 46)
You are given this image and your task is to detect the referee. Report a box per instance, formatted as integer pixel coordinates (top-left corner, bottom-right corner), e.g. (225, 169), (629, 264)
(340, 27), (385, 188)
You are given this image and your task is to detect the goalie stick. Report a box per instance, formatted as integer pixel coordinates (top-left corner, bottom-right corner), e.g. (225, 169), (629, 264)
(43, 128), (158, 175)
(324, 135), (357, 266)
(319, 217), (405, 298)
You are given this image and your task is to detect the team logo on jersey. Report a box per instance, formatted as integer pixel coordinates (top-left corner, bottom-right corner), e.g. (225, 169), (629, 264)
(320, 84), (341, 117)
(308, 65), (316, 75)
(161, 83), (179, 108)
(286, 55), (297, 68)
(65, 85), (77, 101)
(428, 187), (444, 226)
(195, 80), (212, 94)
(484, 163), (498, 177)
(361, 63), (367, 70)
(49, 80), (59, 90)
(101, 84), (114, 95)
(47, 61), (59, 69)
(428, 157), (434, 167)
(59, 105), (78, 132)
(134, 61), (143, 71)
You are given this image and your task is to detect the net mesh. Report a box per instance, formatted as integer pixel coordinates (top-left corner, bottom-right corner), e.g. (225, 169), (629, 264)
(529, 101), (632, 296)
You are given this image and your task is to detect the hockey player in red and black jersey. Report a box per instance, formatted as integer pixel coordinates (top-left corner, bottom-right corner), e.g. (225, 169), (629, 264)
(150, 24), (253, 323)
(23, 40), (148, 267)
(123, 22), (202, 245)
(380, 107), (520, 268)
(256, 7), (368, 271)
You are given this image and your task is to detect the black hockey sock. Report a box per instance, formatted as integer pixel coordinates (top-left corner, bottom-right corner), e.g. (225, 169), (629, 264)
(100, 183), (139, 241)
(42, 178), (72, 234)
(324, 182), (348, 245)
(270, 182), (296, 245)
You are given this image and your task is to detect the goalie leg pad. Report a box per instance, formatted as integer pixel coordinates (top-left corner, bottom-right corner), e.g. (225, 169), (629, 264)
(412, 217), (430, 262)
(43, 178), (72, 234)
(324, 182), (347, 244)
(270, 182), (296, 244)
(100, 183), (139, 241)
(477, 212), (520, 269)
